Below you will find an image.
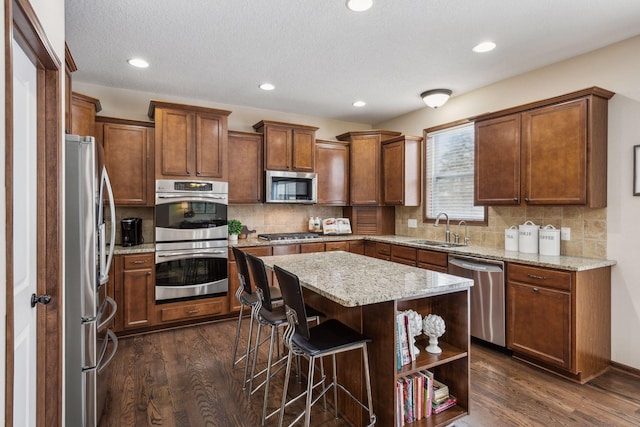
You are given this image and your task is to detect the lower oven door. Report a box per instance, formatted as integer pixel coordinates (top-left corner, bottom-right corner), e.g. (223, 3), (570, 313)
(155, 240), (228, 302)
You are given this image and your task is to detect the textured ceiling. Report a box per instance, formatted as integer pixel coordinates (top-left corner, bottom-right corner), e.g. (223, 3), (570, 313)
(65, 0), (640, 124)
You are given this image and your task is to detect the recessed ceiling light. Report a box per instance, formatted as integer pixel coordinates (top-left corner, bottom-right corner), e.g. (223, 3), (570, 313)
(346, 0), (373, 12)
(472, 41), (496, 53)
(127, 58), (149, 68)
(259, 83), (275, 91)
(352, 100), (366, 107)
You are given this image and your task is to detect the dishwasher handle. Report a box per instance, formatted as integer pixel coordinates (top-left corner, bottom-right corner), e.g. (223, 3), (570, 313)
(449, 257), (503, 273)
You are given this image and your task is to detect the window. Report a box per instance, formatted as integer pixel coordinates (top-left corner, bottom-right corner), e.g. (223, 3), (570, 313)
(424, 122), (486, 223)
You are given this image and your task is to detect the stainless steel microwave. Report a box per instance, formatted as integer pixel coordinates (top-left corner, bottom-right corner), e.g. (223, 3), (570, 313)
(265, 170), (317, 204)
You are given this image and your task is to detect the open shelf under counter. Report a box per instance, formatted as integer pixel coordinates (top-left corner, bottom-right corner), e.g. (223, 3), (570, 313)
(397, 339), (468, 377)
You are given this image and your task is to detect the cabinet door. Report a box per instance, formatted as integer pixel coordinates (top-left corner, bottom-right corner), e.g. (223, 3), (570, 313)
(348, 240), (364, 255)
(195, 112), (227, 179)
(350, 135), (381, 205)
(522, 99), (587, 205)
(264, 125), (292, 171)
(70, 94), (97, 137)
(507, 282), (571, 370)
(316, 140), (349, 205)
(292, 128), (315, 172)
(102, 122), (153, 206)
(229, 131), (263, 204)
(475, 114), (521, 205)
(156, 108), (193, 178)
(122, 267), (154, 330)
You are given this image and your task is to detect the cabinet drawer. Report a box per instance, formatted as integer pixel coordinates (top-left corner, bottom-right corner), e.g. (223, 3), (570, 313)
(122, 253), (154, 270)
(230, 246), (272, 261)
(160, 299), (226, 322)
(300, 242), (325, 253)
(272, 244), (300, 255)
(417, 249), (447, 268)
(391, 245), (416, 266)
(376, 243), (391, 255)
(508, 264), (572, 291)
(325, 241), (348, 252)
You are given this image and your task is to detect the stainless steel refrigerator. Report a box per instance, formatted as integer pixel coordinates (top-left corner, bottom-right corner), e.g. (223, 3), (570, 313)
(65, 134), (118, 426)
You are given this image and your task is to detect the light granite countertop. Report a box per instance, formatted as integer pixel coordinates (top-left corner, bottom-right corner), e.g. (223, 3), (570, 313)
(114, 234), (616, 272)
(261, 251), (473, 307)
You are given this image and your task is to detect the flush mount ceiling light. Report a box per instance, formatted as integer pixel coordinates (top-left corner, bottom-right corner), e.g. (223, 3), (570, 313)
(259, 83), (275, 91)
(420, 89), (452, 109)
(472, 41), (496, 53)
(127, 58), (149, 68)
(352, 100), (366, 107)
(346, 0), (373, 12)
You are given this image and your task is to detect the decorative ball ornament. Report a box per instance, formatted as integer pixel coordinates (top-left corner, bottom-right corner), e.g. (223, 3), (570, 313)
(403, 309), (423, 356)
(423, 314), (446, 354)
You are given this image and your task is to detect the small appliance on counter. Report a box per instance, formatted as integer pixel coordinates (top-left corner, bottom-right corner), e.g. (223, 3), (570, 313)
(121, 217), (143, 246)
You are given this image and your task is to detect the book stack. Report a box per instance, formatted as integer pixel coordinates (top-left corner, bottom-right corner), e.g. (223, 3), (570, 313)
(396, 312), (415, 369)
(395, 372), (457, 426)
(431, 379), (457, 415)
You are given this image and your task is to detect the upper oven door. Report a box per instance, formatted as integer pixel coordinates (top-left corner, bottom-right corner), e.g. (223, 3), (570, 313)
(155, 194), (228, 242)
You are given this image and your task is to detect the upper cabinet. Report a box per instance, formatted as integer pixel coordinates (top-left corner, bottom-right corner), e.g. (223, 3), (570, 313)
(64, 43), (77, 134)
(382, 135), (422, 206)
(337, 130), (401, 205)
(149, 100), (231, 181)
(70, 92), (101, 137)
(315, 139), (349, 206)
(474, 87), (614, 208)
(228, 130), (263, 204)
(253, 120), (318, 172)
(96, 117), (155, 206)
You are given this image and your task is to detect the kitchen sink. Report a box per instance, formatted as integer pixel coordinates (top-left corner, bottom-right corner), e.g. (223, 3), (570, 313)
(409, 240), (466, 248)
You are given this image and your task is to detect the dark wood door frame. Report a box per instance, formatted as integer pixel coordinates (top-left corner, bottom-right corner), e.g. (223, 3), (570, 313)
(5, 0), (62, 425)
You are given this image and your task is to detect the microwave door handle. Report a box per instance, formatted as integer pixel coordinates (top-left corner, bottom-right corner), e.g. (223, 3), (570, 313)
(99, 168), (116, 285)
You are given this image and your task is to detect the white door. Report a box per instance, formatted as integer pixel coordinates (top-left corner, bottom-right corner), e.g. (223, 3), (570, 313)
(12, 38), (39, 427)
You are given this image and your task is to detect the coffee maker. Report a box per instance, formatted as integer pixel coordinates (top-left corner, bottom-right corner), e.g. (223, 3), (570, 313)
(121, 217), (143, 247)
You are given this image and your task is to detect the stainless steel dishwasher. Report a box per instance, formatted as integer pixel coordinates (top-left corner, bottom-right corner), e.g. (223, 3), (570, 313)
(448, 255), (505, 346)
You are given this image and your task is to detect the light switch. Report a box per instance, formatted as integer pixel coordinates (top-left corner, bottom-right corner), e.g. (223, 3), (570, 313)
(561, 227), (571, 240)
(408, 219), (418, 228)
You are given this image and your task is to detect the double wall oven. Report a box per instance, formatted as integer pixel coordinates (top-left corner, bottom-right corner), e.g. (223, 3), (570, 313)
(155, 179), (228, 302)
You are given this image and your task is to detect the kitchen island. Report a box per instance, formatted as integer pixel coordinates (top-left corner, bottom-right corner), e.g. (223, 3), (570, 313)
(261, 251), (474, 427)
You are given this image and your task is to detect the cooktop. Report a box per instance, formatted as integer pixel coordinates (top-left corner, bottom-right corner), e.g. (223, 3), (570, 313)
(257, 232), (320, 241)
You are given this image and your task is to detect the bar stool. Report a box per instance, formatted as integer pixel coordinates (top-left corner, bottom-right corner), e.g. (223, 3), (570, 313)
(274, 265), (376, 427)
(246, 254), (322, 426)
(230, 247), (282, 391)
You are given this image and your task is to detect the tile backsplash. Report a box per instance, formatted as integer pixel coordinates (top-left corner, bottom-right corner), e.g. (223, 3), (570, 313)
(229, 205), (344, 236)
(396, 205), (607, 258)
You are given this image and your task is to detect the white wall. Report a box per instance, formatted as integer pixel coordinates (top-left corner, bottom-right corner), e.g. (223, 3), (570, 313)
(1, 0), (66, 422)
(72, 82), (371, 140)
(377, 35), (640, 370)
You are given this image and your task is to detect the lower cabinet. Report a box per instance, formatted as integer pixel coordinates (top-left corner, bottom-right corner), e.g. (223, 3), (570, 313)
(116, 253), (155, 331)
(417, 249), (448, 273)
(157, 298), (227, 323)
(507, 263), (611, 383)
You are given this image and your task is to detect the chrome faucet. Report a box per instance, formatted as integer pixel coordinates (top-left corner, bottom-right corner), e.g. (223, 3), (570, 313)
(458, 220), (470, 246)
(434, 212), (450, 243)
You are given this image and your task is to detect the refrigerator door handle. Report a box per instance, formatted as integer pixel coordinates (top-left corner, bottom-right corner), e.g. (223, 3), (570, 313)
(98, 167), (116, 285)
(97, 330), (119, 374)
(97, 296), (118, 332)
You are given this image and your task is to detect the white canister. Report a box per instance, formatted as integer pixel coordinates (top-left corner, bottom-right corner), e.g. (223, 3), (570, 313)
(539, 224), (561, 256)
(518, 220), (540, 254)
(505, 226), (519, 251)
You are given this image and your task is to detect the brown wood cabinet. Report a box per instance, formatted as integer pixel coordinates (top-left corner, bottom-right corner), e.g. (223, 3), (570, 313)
(97, 117), (154, 206)
(474, 87), (614, 208)
(300, 242), (325, 253)
(149, 100), (231, 181)
(65, 43), (77, 134)
(325, 241), (349, 252)
(507, 263), (611, 383)
(228, 130), (263, 204)
(416, 249), (448, 273)
(253, 120), (318, 172)
(390, 244), (417, 266)
(117, 253), (155, 331)
(337, 130), (401, 205)
(70, 92), (101, 137)
(315, 139), (349, 205)
(382, 135), (422, 206)
(343, 206), (395, 235)
(348, 240), (364, 255)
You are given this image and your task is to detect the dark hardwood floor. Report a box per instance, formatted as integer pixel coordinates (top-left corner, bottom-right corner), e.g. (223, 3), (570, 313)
(100, 319), (640, 427)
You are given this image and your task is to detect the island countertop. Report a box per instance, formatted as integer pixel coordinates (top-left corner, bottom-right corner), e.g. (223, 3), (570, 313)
(261, 251), (473, 307)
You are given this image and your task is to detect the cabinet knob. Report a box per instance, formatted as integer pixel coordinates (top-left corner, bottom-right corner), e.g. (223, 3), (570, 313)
(186, 309), (200, 314)
(533, 287), (539, 293)
(513, 198), (518, 202)
(527, 274), (547, 280)
(524, 197), (530, 202)
(131, 260), (147, 264)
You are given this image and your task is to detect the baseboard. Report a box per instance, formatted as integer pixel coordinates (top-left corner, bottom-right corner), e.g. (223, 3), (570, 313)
(611, 360), (640, 378)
